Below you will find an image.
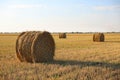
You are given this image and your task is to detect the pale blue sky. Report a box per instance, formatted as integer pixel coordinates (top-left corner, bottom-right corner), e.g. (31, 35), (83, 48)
(0, 0), (120, 32)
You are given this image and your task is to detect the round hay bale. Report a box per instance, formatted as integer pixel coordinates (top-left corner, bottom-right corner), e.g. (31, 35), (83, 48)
(16, 32), (26, 62)
(93, 33), (105, 42)
(16, 31), (55, 63)
(59, 33), (66, 39)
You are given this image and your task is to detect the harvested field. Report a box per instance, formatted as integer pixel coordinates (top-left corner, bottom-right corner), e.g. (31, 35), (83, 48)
(0, 33), (120, 80)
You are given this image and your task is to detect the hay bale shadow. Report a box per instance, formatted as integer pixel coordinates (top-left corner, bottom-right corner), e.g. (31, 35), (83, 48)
(105, 41), (120, 43)
(45, 60), (120, 69)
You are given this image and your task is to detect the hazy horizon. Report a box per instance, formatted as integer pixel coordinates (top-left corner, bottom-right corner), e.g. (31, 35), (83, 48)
(0, 0), (120, 32)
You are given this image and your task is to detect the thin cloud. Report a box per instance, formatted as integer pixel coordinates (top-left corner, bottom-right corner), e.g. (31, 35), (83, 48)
(93, 5), (120, 11)
(8, 4), (47, 9)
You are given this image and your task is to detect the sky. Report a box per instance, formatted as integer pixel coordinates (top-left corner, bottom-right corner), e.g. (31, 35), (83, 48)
(0, 0), (120, 32)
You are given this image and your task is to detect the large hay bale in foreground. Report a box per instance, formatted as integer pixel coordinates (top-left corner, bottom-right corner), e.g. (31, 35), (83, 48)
(93, 33), (105, 42)
(59, 33), (66, 38)
(16, 31), (55, 63)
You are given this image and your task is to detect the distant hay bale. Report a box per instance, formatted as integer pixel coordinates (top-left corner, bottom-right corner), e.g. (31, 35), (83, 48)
(59, 33), (66, 38)
(16, 31), (55, 63)
(93, 33), (105, 42)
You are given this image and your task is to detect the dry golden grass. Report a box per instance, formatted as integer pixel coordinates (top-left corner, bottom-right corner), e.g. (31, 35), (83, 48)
(0, 33), (120, 80)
